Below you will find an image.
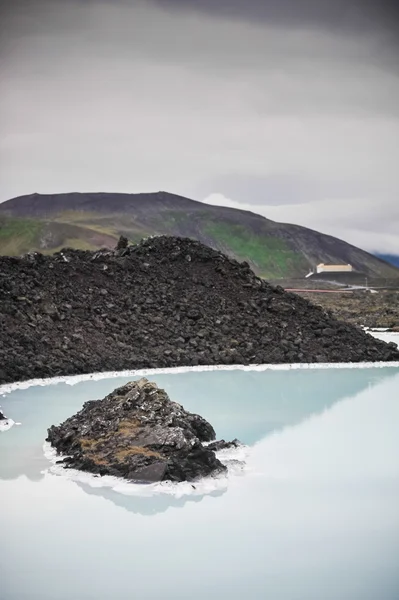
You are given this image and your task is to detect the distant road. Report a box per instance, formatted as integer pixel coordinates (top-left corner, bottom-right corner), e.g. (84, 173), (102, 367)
(285, 289), (354, 294)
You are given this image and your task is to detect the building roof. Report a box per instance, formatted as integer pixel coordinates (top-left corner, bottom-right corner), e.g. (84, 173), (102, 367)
(317, 263), (352, 267)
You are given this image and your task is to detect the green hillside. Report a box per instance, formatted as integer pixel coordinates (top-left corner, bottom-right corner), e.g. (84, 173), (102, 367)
(202, 222), (306, 278)
(0, 211), (306, 278)
(0, 191), (398, 280)
(0, 214), (118, 256)
(0, 217), (44, 256)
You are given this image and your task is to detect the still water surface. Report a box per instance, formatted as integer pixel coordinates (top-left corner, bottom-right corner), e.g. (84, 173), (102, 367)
(1, 367), (399, 600)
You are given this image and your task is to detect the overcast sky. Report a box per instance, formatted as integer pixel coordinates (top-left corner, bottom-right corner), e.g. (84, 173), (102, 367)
(1, 0), (398, 253)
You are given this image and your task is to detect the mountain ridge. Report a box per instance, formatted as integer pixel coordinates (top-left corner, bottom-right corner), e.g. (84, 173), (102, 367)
(375, 253), (399, 269)
(0, 191), (398, 279)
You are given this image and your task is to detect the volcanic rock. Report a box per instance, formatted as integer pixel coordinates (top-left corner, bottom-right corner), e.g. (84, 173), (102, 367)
(0, 407), (15, 432)
(207, 439), (241, 452)
(46, 378), (233, 483)
(116, 235), (128, 250)
(1, 235), (399, 385)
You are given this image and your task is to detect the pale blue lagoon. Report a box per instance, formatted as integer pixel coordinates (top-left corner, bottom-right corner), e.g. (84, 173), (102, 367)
(1, 367), (399, 600)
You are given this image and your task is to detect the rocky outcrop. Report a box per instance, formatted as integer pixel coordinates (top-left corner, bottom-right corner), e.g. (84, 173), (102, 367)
(1, 236), (399, 385)
(0, 407), (15, 432)
(116, 235), (128, 250)
(207, 439), (241, 452)
(298, 288), (399, 330)
(46, 378), (235, 483)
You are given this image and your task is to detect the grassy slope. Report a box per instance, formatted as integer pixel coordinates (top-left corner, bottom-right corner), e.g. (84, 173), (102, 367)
(141, 210), (306, 277)
(202, 221), (306, 278)
(0, 217), (44, 255)
(1, 211), (303, 277)
(1, 207), (397, 280)
(52, 211), (153, 244)
(0, 214), (121, 256)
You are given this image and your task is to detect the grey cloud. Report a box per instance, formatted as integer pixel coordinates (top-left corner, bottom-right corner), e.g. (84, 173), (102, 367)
(196, 173), (391, 207)
(0, 0), (398, 253)
(150, 0), (399, 36)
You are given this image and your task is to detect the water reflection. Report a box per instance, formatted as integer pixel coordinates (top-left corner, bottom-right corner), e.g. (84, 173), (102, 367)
(0, 367), (398, 516)
(75, 480), (226, 515)
(1, 369), (399, 600)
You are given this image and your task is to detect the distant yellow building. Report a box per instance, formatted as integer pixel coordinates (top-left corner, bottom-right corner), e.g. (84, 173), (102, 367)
(316, 263), (353, 274)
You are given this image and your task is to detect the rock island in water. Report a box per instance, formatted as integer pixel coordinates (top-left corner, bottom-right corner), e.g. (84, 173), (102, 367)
(46, 378), (240, 483)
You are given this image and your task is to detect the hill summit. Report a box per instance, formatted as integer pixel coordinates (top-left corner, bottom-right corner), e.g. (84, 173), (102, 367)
(0, 191), (398, 279)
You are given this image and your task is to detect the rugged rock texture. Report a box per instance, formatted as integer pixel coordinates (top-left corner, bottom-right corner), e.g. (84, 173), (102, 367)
(47, 378), (230, 482)
(207, 439), (241, 452)
(298, 289), (399, 330)
(0, 407), (14, 432)
(0, 235), (398, 385)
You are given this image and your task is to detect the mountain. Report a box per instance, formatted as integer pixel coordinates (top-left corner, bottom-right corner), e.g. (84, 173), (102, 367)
(375, 253), (399, 268)
(0, 191), (398, 279)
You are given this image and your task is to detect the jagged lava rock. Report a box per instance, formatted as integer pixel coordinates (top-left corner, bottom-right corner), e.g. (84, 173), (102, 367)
(1, 235), (399, 384)
(46, 378), (233, 483)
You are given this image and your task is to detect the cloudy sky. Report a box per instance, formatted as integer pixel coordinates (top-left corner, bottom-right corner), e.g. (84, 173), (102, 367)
(1, 0), (398, 253)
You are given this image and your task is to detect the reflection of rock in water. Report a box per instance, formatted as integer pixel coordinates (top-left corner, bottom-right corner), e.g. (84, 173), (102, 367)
(235, 367), (399, 444)
(75, 480), (226, 516)
(0, 446), (49, 481)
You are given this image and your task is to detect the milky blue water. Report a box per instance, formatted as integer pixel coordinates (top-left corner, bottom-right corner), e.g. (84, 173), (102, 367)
(1, 366), (399, 600)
